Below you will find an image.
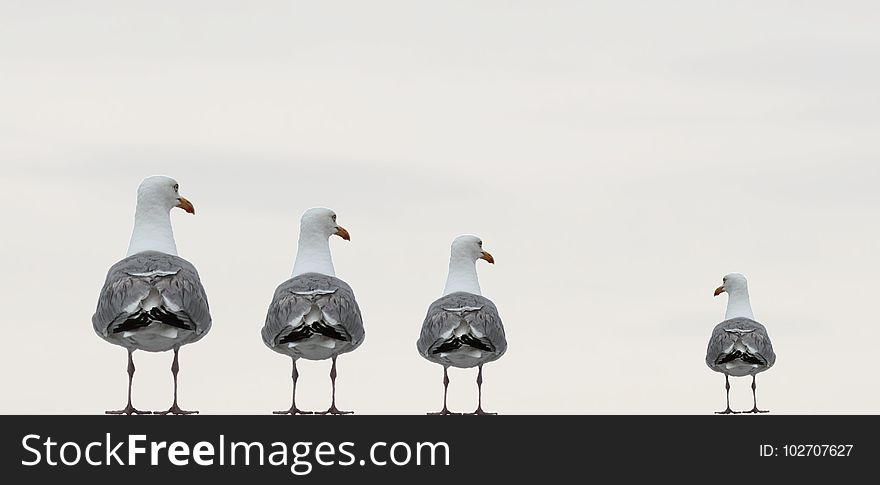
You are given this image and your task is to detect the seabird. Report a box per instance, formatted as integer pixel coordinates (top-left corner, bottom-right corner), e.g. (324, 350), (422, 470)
(262, 208), (365, 415)
(92, 175), (211, 415)
(417, 235), (507, 415)
(706, 273), (776, 414)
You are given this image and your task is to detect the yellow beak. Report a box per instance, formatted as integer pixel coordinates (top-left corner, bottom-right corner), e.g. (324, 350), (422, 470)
(176, 197), (195, 215)
(335, 225), (351, 241)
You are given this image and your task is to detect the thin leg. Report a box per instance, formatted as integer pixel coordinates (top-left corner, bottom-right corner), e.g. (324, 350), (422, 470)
(428, 366), (460, 415)
(106, 349), (151, 415)
(467, 364), (497, 415)
(745, 375), (769, 414)
(155, 347), (198, 415)
(317, 356), (353, 415)
(715, 374), (740, 414)
(274, 358), (313, 415)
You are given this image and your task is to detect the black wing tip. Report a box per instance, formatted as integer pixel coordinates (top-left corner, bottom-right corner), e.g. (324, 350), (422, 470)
(461, 334), (495, 352)
(312, 321), (351, 341)
(432, 338), (463, 354)
(431, 334), (496, 355)
(714, 350), (767, 366)
(111, 308), (194, 335)
(279, 326), (313, 344)
(278, 321), (351, 345)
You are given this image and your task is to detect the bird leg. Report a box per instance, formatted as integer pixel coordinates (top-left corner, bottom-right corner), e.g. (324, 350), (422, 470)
(715, 374), (741, 414)
(106, 349), (151, 415)
(428, 366), (460, 415)
(466, 364), (497, 415)
(744, 375), (769, 414)
(155, 347), (198, 415)
(274, 358), (313, 415)
(317, 356), (353, 415)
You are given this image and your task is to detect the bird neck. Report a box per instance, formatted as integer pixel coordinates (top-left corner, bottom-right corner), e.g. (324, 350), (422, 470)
(292, 232), (335, 277)
(443, 255), (481, 296)
(725, 289), (754, 320)
(127, 203), (177, 256)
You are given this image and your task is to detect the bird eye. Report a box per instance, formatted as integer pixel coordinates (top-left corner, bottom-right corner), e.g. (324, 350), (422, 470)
(478, 241), (482, 247)
(331, 214), (337, 221)
(173, 184), (179, 192)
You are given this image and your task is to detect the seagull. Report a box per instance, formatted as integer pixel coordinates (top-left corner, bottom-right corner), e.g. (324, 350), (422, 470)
(706, 273), (776, 414)
(92, 176), (211, 415)
(417, 235), (507, 415)
(262, 208), (365, 415)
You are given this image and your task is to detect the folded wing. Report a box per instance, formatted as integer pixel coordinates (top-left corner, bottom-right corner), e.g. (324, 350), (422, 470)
(706, 317), (776, 374)
(92, 251), (211, 350)
(417, 292), (507, 367)
(262, 273), (364, 358)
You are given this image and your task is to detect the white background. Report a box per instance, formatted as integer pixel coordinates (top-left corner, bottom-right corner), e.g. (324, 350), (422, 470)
(2, 1), (879, 414)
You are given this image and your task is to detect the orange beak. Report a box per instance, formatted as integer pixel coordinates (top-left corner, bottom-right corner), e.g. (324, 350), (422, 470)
(714, 286), (725, 297)
(176, 197), (195, 215)
(334, 225), (351, 241)
(480, 251), (495, 264)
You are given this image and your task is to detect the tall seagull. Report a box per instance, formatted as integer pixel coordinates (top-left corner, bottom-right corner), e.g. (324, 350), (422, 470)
(417, 235), (507, 415)
(92, 176), (211, 415)
(705, 273), (776, 414)
(262, 208), (364, 415)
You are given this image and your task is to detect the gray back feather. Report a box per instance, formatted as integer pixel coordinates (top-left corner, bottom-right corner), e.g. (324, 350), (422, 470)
(706, 317), (776, 371)
(262, 272), (365, 350)
(417, 292), (507, 362)
(92, 251), (211, 341)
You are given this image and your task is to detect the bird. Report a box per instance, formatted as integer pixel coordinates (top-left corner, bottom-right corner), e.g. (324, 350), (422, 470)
(705, 273), (776, 414)
(262, 208), (365, 415)
(417, 235), (507, 415)
(92, 176), (211, 415)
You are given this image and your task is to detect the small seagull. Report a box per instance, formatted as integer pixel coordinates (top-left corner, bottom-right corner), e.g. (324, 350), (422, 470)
(706, 273), (776, 414)
(262, 208), (365, 415)
(92, 176), (211, 415)
(417, 235), (507, 415)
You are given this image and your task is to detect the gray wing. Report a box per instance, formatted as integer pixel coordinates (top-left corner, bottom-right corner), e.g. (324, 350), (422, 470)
(417, 292), (507, 362)
(92, 251), (212, 341)
(705, 317), (776, 369)
(261, 272), (365, 350)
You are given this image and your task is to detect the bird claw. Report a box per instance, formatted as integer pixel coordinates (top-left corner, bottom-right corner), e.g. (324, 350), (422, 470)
(465, 408), (498, 416)
(154, 404), (199, 415)
(105, 404), (151, 415)
(427, 408), (461, 416)
(316, 405), (353, 415)
(273, 408), (314, 415)
(745, 408), (770, 414)
(714, 408), (741, 415)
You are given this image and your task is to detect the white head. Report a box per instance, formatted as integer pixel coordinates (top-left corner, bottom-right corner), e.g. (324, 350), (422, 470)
(450, 234), (494, 265)
(714, 272), (749, 297)
(291, 207), (350, 277)
(714, 272), (755, 320)
(299, 207), (350, 241)
(443, 234), (494, 295)
(126, 175), (195, 256)
(136, 175), (195, 215)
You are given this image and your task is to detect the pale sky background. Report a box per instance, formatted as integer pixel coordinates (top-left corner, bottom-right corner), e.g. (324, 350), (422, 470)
(2, 1), (879, 414)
